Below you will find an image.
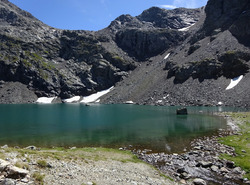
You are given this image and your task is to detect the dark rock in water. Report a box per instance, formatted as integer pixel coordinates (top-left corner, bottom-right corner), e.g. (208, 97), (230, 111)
(176, 108), (188, 115)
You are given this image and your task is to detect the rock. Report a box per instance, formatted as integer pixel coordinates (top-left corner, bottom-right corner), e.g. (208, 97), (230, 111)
(226, 161), (235, 168)
(220, 167), (229, 173)
(211, 165), (219, 172)
(196, 161), (213, 168)
(21, 178), (29, 183)
(177, 168), (186, 174)
(25, 146), (36, 150)
(176, 108), (188, 115)
(180, 179), (186, 184)
(180, 172), (191, 180)
(1, 145), (8, 149)
(193, 178), (207, 185)
(233, 167), (243, 174)
(193, 146), (202, 150)
(0, 159), (10, 172)
(6, 166), (29, 179)
(242, 150), (246, 153)
(0, 178), (16, 185)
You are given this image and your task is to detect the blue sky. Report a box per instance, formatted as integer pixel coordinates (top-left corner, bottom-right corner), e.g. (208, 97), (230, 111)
(9, 0), (208, 31)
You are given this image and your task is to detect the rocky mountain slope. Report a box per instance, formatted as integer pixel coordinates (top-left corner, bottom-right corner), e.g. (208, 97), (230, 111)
(0, 0), (202, 103)
(0, 0), (249, 107)
(102, 0), (250, 108)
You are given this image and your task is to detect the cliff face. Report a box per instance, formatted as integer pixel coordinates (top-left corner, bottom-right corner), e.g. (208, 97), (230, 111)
(0, 0), (250, 107)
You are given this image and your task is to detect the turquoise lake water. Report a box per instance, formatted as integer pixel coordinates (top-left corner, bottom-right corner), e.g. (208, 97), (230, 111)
(0, 104), (241, 153)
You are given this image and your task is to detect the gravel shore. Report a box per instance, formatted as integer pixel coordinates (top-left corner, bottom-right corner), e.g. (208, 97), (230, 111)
(0, 147), (177, 185)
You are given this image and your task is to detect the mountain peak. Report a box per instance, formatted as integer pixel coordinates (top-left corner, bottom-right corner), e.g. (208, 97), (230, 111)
(137, 6), (202, 29)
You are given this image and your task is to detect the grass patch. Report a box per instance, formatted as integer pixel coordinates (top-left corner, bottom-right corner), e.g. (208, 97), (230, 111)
(219, 112), (250, 179)
(32, 172), (45, 185)
(15, 162), (29, 170)
(37, 160), (48, 168)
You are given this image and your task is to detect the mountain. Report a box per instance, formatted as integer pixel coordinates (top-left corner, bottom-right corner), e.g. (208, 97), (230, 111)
(0, 0), (249, 107)
(0, 0), (201, 103)
(101, 0), (250, 107)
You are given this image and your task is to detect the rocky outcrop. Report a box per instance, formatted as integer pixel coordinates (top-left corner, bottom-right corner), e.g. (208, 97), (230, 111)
(0, 159), (29, 183)
(137, 7), (201, 29)
(166, 51), (250, 83)
(115, 28), (185, 60)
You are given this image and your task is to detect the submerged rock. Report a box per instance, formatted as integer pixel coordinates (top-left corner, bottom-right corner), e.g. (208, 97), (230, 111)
(176, 108), (188, 115)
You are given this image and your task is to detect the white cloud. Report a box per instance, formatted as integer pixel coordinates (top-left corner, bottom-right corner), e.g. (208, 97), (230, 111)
(160, 0), (199, 9)
(159, 5), (177, 9)
(173, 0), (197, 8)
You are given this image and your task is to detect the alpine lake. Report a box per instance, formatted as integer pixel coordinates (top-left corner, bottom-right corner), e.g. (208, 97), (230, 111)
(0, 104), (245, 153)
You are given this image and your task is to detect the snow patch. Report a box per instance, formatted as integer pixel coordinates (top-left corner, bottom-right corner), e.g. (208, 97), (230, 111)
(125, 101), (134, 104)
(226, 75), (243, 90)
(36, 97), (56, 104)
(178, 24), (195, 32)
(164, 53), (170, 60)
(81, 86), (114, 103)
(63, 96), (81, 103)
(217, 102), (223, 106)
(95, 99), (100, 103)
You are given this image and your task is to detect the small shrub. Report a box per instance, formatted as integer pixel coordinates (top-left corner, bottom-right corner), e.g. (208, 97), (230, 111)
(32, 172), (45, 185)
(37, 160), (48, 168)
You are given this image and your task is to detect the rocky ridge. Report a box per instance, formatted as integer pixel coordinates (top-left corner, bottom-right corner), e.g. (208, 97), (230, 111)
(0, 0), (202, 103)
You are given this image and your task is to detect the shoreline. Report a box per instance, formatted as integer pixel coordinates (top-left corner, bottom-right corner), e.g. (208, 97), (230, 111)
(0, 112), (249, 185)
(136, 112), (250, 184)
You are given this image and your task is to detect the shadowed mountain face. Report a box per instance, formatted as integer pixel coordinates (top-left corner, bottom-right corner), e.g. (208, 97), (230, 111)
(0, 0), (250, 107)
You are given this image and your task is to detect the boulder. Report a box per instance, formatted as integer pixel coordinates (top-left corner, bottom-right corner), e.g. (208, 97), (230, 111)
(0, 178), (16, 185)
(176, 108), (188, 115)
(196, 161), (213, 168)
(6, 166), (29, 179)
(25, 146), (36, 150)
(211, 165), (219, 172)
(0, 159), (10, 172)
(193, 178), (207, 185)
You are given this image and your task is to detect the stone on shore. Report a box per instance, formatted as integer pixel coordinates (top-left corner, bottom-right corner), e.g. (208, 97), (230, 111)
(6, 166), (29, 179)
(0, 159), (10, 172)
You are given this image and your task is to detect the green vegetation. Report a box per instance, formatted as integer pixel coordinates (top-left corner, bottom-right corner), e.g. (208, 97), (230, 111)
(112, 55), (125, 63)
(1, 147), (142, 163)
(15, 161), (29, 170)
(219, 112), (250, 179)
(21, 59), (32, 67)
(37, 160), (48, 168)
(32, 172), (45, 185)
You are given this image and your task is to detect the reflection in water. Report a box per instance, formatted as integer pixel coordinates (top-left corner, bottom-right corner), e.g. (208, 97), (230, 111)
(0, 104), (243, 153)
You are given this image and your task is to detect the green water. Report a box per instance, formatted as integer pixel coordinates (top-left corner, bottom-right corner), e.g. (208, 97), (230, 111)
(0, 104), (237, 153)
